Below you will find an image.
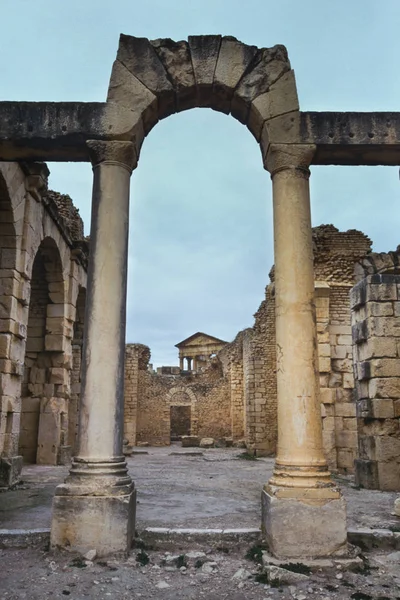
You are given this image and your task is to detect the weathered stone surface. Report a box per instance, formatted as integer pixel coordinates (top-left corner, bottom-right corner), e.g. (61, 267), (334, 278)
(213, 36), (257, 114)
(188, 35), (221, 106)
(261, 489), (347, 559)
(394, 497), (400, 516)
(151, 39), (196, 112)
(0, 102), (139, 161)
(232, 46), (291, 125)
(116, 34), (175, 118)
(51, 487), (136, 556)
(300, 111), (400, 166)
(181, 435), (200, 447)
(264, 564), (309, 585)
(199, 437), (214, 448)
(107, 60), (158, 136)
(247, 70), (299, 140)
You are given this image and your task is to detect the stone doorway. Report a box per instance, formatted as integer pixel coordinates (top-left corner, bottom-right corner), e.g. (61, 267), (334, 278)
(170, 405), (191, 441)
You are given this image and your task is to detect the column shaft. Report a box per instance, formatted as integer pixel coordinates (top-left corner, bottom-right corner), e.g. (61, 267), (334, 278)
(77, 160), (129, 460)
(261, 144), (347, 559)
(270, 162), (329, 487)
(51, 141), (137, 556)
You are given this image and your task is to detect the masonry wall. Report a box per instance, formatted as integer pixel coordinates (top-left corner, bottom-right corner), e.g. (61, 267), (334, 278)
(123, 225), (373, 466)
(0, 162), (87, 487)
(124, 344), (231, 446)
(351, 267), (400, 491)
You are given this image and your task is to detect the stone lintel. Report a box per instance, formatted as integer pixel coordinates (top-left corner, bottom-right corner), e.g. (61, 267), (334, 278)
(301, 111), (400, 165)
(0, 102), (140, 162)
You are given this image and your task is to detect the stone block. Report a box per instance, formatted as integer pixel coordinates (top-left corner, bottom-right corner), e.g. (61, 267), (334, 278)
(246, 69), (298, 140)
(335, 403), (356, 417)
(213, 37), (257, 114)
(369, 378), (400, 399)
(367, 283), (397, 302)
(188, 35), (221, 105)
(369, 358), (400, 378)
(51, 486), (136, 556)
(352, 321), (368, 344)
(337, 449), (356, 471)
(199, 437), (214, 448)
(336, 430), (358, 449)
(375, 435), (400, 462)
(371, 398), (395, 419)
(350, 280), (367, 310)
(261, 489), (347, 559)
(377, 461), (400, 491)
(368, 302), (393, 317)
(343, 373), (355, 389)
(320, 388), (335, 404)
(359, 337), (397, 360)
(355, 459), (379, 489)
(0, 455), (23, 487)
(116, 34), (175, 119)
(318, 357), (331, 373)
(151, 39), (196, 111)
(181, 435), (200, 447)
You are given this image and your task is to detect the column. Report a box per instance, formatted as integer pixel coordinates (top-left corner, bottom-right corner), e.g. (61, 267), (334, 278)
(261, 144), (347, 559)
(51, 141), (137, 556)
(179, 356), (184, 371)
(187, 357), (192, 371)
(193, 356), (198, 371)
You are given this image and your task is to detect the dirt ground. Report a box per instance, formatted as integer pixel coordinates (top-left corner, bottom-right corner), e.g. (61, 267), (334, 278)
(1, 543), (400, 600)
(1, 448), (400, 599)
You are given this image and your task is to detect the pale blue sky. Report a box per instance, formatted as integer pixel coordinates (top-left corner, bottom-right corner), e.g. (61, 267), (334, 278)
(2, 1), (400, 365)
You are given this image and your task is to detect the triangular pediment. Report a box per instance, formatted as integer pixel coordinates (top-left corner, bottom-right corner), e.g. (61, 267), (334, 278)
(175, 332), (227, 348)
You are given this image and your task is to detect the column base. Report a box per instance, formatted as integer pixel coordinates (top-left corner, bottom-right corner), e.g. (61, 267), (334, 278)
(50, 458), (136, 556)
(261, 485), (347, 559)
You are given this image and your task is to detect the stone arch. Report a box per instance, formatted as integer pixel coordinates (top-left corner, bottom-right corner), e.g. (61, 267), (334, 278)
(68, 285), (86, 453)
(165, 386), (197, 439)
(19, 236), (69, 465)
(107, 35), (299, 162)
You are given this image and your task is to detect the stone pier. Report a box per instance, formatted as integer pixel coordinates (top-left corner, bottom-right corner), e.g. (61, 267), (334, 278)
(261, 145), (347, 559)
(50, 141), (137, 556)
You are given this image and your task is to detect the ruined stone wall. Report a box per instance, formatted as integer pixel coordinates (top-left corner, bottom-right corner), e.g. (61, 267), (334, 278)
(312, 226), (372, 472)
(123, 225), (373, 468)
(351, 252), (400, 491)
(0, 162), (87, 486)
(124, 344), (231, 446)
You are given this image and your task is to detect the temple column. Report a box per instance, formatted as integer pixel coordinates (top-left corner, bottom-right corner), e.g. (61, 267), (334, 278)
(261, 144), (347, 558)
(51, 141), (137, 556)
(187, 357), (192, 371)
(179, 356), (184, 371)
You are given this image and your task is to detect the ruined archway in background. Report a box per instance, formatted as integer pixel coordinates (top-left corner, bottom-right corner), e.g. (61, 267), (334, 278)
(19, 236), (68, 464)
(165, 386), (197, 441)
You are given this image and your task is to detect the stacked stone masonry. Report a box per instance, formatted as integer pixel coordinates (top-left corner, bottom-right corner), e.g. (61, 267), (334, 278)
(0, 161), (87, 487)
(351, 251), (400, 491)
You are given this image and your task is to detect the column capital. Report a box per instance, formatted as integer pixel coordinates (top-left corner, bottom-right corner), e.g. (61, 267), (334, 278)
(86, 140), (137, 173)
(265, 143), (316, 179)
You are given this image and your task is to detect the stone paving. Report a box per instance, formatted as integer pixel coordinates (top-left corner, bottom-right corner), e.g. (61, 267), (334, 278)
(0, 448), (399, 534)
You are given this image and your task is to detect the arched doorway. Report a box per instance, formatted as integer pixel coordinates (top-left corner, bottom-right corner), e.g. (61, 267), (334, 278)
(166, 387), (198, 442)
(19, 237), (68, 465)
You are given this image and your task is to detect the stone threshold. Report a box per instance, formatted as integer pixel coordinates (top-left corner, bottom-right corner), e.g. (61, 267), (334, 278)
(1, 526), (400, 551)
